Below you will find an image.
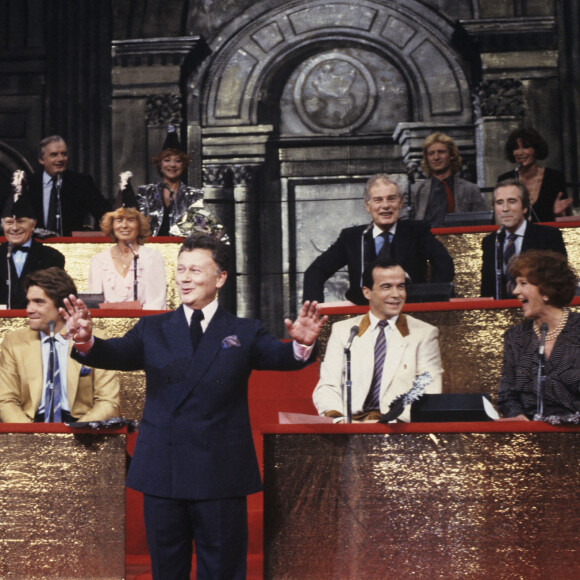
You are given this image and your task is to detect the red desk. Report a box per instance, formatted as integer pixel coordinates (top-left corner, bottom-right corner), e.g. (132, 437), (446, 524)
(263, 422), (580, 579)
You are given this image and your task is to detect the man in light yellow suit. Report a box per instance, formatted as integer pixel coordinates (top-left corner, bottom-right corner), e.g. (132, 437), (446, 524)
(0, 267), (119, 423)
(313, 256), (442, 422)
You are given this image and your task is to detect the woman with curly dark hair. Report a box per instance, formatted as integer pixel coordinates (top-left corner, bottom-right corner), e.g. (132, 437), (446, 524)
(497, 127), (572, 222)
(497, 249), (579, 420)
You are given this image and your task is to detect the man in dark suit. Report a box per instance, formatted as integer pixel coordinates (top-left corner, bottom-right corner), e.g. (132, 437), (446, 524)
(303, 173), (455, 305)
(481, 179), (567, 298)
(62, 234), (327, 580)
(0, 177), (65, 308)
(27, 135), (110, 235)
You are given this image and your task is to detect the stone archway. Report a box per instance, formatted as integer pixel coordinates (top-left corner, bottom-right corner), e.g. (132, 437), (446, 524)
(193, 0), (477, 328)
(201, 0), (472, 127)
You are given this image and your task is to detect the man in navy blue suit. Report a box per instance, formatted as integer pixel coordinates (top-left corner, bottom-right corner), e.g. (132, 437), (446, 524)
(62, 234), (327, 580)
(302, 173), (455, 305)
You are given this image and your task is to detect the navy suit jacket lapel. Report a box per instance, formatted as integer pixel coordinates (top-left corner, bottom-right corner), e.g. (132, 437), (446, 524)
(171, 305), (233, 410)
(521, 222), (535, 252)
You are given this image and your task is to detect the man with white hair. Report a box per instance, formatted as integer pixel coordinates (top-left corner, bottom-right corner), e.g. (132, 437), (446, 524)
(303, 173), (454, 305)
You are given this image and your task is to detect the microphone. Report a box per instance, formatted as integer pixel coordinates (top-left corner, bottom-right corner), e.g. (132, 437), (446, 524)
(344, 325), (359, 352)
(6, 242), (13, 259)
(126, 242), (139, 301)
(514, 163), (522, 179)
(48, 319), (56, 340)
(496, 224), (506, 242)
(538, 323), (548, 356)
(55, 173), (62, 190)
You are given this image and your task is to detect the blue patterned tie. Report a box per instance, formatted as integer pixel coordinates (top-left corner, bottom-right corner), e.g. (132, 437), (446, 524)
(375, 232), (391, 257)
(45, 337), (62, 422)
(364, 320), (389, 411)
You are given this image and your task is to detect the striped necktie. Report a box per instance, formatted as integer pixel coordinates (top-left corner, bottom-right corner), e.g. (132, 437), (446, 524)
(364, 320), (389, 411)
(45, 337), (62, 422)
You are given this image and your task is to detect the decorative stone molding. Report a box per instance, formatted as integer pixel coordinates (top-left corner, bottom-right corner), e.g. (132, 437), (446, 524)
(202, 164), (231, 187)
(232, 164), (260, 188)
(145, 94), (183, 126)
(460, 17), (556, 52)
(473, 79), (525, 119)
(112, 37), (205, 68)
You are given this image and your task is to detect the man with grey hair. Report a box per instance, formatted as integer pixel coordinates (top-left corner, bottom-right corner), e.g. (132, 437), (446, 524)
(27, 135), (110, 235)
(481, 178), (566, 298)
(303, 173), (454, 305)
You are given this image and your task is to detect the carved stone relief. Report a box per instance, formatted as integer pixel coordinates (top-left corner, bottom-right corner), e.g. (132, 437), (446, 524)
(145, 94), (183, 126)
(281, 48), (408, 135)
(200, 0), (472, 127)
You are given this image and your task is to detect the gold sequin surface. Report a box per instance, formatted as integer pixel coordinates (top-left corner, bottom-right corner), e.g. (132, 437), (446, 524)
(0, 431), (126, 578)
(264, 431), (580, 579)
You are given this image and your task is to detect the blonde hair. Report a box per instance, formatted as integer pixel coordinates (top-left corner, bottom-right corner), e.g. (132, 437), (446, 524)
(421, 133), (462, 177)
(100, 207), (150, 245)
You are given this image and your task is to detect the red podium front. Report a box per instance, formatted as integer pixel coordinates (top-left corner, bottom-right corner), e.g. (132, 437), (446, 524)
(263, 422), (580, 580)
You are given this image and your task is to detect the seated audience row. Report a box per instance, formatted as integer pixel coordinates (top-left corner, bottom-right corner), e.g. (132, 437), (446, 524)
(304, 172), (569, 303)
(314, 250), (580, 423)
(411, 127), (571, 225)
(0, 128), (223, 240)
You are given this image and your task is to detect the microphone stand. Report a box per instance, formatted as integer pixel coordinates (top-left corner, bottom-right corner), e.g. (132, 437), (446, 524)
(47, 321), (57, 422)
(341, 326), (359, 424)
(535, 323), (548, 420)
(55, 174), (63, 237)
(127, 243), (139, 301)
(6, 243), (13, 309)
(360, 223), (372, 288)
(342, 348), (353, 424)
(495, 227), (505, 300)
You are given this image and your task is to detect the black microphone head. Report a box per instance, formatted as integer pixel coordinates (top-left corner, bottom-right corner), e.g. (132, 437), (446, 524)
(540, 323), (548, 334)
(48, 319), (56, 338)
(497, 224), (506, 242)
(6, 242), (13, 258)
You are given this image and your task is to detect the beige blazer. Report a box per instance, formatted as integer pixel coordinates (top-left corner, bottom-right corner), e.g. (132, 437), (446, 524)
(313, 313), (442, 421)
(0, 327), (120, 423)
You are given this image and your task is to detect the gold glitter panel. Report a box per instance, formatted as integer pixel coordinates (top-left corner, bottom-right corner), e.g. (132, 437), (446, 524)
(0, 430), (126, 579)
(264, 431), (580, 580)
(46, 241), (182, 310)
(436, 225), (580, 298)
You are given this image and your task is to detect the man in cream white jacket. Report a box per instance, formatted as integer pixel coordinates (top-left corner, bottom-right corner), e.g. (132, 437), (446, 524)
(313, 256), (442, 422)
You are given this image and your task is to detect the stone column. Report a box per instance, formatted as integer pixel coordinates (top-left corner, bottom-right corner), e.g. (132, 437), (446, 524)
(201, 125), (273, 318)
(232, 164), (261, 319)
(472, 79), (525, 200)
(111, 37), (206, 188)
(202, 164), (235, 313)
